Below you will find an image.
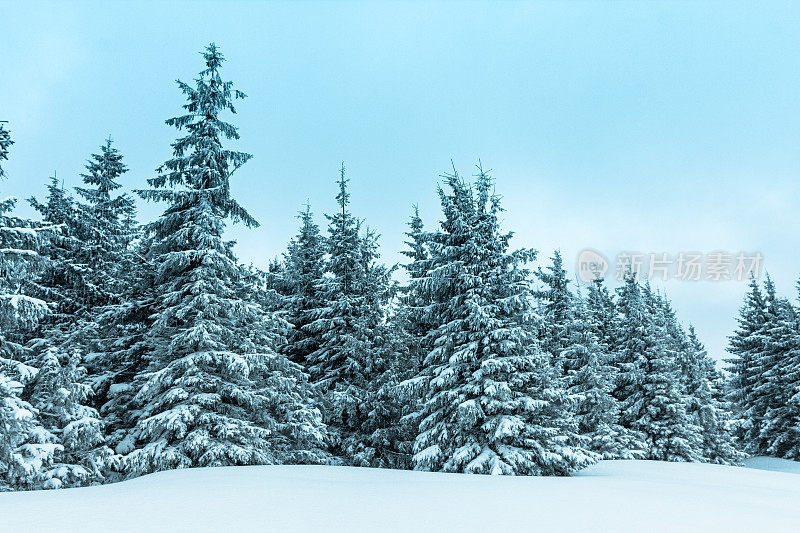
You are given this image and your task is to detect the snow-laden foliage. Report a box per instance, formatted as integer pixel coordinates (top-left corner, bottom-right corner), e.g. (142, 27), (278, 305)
(727, 276), (800, 459)
(0, 365), (61, 491)
(408, 164), (596, 475)
(268, 203), (326, 366)
(24, 348), (115, 488)
(121, 43), (328, 477)
(563, 289), (647, 460)
(680, 327), (742, 464)
(0, 180), (64, 490)
(614, 275), (704, 462)
(534, 250), (572, 370)
(6, 42), (788, 490)
(303, 165), (400, 465)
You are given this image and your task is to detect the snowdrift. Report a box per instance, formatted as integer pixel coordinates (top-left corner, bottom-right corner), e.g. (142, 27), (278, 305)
(0, 459), (798, 532)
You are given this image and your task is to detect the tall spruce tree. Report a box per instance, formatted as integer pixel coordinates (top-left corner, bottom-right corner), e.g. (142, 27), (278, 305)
(408, 164), (595, 475)
(74, 138), (138, 300)
(744, 276), (787, 453)
(385, 205), (432, 468)
(120, 44), (327, 476)
(64, 139), (142, 430)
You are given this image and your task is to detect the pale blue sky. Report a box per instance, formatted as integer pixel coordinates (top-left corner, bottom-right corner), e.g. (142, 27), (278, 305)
(3, 1), (800, 360)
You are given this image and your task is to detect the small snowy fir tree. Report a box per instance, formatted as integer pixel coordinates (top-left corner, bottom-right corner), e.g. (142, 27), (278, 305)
(535, 250), (572, 371)
(585, 277), (618, 352)
(27, 176), (94, 346)
(758, 280), (800, 459)
(0, 363), (61, 491)
(409, 164), (595, 475)
(122, 44), (328, 476)
(304, 165), (397, 465)
(726, 276), (769, 451)
(564, 292), (646, 459)
(24, 347), (115, 487)
(680, 326), (742, 464)
(397, 204), (432, 345)
(273, 203), (326, 365)
(615, 274), (702, 461)
(0, 137), (63, 491)
(74, 138), (138, 302)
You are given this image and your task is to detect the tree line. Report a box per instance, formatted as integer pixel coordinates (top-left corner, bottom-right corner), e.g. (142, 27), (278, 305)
(1, 44), (796, 491)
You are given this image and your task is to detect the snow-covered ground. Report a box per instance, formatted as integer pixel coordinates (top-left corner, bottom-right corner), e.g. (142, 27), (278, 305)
(1, 459), (798, 532)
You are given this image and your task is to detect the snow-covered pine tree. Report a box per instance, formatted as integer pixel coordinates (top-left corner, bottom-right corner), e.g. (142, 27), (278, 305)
(535, 250), (572, 371)
(304, 165), (399, 466)
(274, 203), (326, 366)
(27, 176), (92, 345)
(24, 347), (115, 487)
(564, 291), (646, 459)
(0, 153), (62, 490)
(681, 326), (742, 464)
(58, 139), (142, 435)
(612, 271), (650, 410)
(758, 280), (800, 459)
(726, 276), (769, 451)
(660, 287), (739, 464)
(585, 277), (618, 353)
(3, 159), (117, 489)
(121, 43), (328, 476)
(614, 273), (702, 461)
(397, 204), (433, 350)
(74, 138), (138, 301)
(741, 275), (788, 453)
(382, 205), (433, 468)
(409, 163), (595, 475)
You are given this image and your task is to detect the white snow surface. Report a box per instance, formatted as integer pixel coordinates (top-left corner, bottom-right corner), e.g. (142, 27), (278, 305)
(0, 459), (798, 532)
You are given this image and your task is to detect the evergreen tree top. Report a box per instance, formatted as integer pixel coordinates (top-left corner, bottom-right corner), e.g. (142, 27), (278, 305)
(28, 176), (74, 226)
(76, 138), (128, 204)
(284, 202), (324, 283)
(139, 42), (256, 230)
(336, 163), (350, 213)
(536, 250), (571, 322)
(729, 276), (768, 342)
(325, 164), (364, 295)
(401, 204), (427, 277)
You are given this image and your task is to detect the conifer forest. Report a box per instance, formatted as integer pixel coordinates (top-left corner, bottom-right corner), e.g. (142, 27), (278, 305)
(3, 42), (799, 495)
